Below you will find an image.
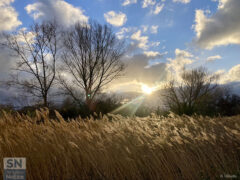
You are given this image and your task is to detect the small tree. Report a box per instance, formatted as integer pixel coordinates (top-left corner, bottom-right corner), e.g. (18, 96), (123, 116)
(58, 21), (125, 110)
(3, 21), (60, 107)
(162, 67), (221, 115)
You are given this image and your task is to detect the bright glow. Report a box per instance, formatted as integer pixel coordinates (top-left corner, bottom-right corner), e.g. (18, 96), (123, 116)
(141, 84), (153, 95)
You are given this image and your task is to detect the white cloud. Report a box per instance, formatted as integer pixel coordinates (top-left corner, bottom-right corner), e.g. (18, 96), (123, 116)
(217, 64), (240, 83)
(193, 10), (208, 39)
(175, 48), (193, 58)
(142, 0), (164, 15)
(193, 0), (240, 49)
(166, 49), (194, 80)
(131, 30), (149, 49)
(150, 25), (158, 34)
(104, 11), (127, 27)
(25, 0), (88, 27)
(150, 41), (160, 47)
(116, 27), (132, 39)
(153, 3), (164, 14)
(142, 25), (148, 32)
(227, 64), (240, 82)
(122, 0), (137, 6)
(144, 51), (161, 57)
(0, 0), (22, 31)
(142, 0), (156, 8)
(173, 0), (191, 4)
(130, 30), (161, 50)
(206, 55), (222, 62)
(143, 51), (168, 60)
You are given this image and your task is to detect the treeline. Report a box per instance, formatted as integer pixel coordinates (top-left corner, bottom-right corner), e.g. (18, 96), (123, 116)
(0, 20), (239, 118)
(1, 84), (240, 118)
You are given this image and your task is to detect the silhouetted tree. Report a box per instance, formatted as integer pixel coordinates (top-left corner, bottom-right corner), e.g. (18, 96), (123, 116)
(3, 21), (60, 107)
(58, 21), (125, 110)
(162, 67), (221, 115)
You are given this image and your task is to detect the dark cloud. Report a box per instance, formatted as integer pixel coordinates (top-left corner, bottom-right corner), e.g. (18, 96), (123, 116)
(111, 53), (167, 91)
(0, 47), (16, 80)
(125, 54), (167, 84)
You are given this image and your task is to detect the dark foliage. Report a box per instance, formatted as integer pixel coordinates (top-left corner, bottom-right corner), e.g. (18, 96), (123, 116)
(216, 94), (240, 116)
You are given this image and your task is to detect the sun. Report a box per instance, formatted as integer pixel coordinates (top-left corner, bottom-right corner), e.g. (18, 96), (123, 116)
(141, 84), (153, 95)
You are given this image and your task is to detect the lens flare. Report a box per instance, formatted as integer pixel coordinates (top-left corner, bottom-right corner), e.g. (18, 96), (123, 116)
(141, 85), (153, 95)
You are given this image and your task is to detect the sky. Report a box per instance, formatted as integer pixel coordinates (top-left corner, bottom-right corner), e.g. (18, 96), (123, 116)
(0, 0), (240, 95)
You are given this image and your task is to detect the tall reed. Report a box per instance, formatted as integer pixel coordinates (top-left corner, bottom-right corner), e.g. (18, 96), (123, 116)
(0, 109), (239, 179)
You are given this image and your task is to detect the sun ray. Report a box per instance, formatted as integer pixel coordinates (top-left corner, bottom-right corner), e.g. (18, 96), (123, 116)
(111, 95), (145, 114)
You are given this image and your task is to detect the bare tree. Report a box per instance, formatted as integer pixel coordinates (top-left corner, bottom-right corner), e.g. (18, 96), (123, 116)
(58, 21), (125, 110)
(3, 21), (59, 107)
(162, 67), (222, 115)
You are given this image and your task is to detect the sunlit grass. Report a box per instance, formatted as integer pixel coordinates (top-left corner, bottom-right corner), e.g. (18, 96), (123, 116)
(0, 109), (239, 179)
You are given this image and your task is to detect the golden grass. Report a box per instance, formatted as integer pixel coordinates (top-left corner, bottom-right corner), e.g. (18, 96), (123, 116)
(0, 109), (240, 180)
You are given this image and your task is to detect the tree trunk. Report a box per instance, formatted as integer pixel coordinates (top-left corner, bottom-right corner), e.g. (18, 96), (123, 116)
(85, 96), (95, 112)
(43, 94), (48, 107)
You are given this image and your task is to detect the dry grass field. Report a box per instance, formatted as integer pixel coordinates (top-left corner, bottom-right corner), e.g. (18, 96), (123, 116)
(0, 109), (240, 180)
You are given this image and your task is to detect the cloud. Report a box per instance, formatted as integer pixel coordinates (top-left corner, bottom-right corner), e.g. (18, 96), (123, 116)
(217, 64), (240, 84)
(217, 0), (229, 8)
(122, 0), (137, 6)
(173, 0), (191, 4)
(0, 0), (14, 6)
(206, 55), (222, 62)
(116, 27), (133, 39)
(116, 26), (161, 41)
(117, 50), (167, 90)
(150, 41), (160, 47)
(131, 30), (149, 49)
(142, 0), (164, 15)
(153, 3), (164, 14)
(227, 64), (240, 82)
(25, 0), (88, 27)
(0, 0), (22, 31)
(142, 0), (156, 8)
(144, 51), (161, 57)
(175, 48), (193, 58)
(150, 25), (158, 34)
(143, 51), (167, 58)
(104, 11), (127, 27)
(166, 49), (194, 80)
(193, 0), (240, 49)
(109, 51), (169, 93)
(0, 46), (16, 80)
(0, 0), (21, 81)
(130, 29), (161, 50)
(140, 25), (159, 34)
(122, 53), (167, 85)
(142, 25), (148, 32)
